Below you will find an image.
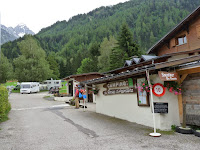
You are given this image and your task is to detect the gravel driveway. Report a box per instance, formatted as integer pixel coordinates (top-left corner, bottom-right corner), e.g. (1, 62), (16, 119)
(0, 93), (199, 150)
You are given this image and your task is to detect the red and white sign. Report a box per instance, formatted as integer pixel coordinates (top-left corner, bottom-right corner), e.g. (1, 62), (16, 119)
(152, 83), (165, 97)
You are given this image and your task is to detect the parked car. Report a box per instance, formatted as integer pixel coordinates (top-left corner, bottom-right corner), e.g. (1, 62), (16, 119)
(13, 85), (20, 90)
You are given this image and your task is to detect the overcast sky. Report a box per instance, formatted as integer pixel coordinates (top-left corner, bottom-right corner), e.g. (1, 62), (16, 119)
(0, 0), (129, 33)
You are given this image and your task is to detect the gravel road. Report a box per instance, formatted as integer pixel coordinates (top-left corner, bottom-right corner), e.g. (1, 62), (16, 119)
(0, 93), (199, 150)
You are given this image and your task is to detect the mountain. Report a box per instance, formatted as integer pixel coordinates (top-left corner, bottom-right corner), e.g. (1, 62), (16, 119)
(2, 0), (200, 77)
(1, 24), (34, 45)
(14, 23), (35, 37)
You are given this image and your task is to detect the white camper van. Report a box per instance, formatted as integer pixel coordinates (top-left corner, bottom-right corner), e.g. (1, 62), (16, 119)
(20, 82), (40, 94)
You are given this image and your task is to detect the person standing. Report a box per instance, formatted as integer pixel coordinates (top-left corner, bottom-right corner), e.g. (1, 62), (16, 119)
(82, 88), (87, 111)
(74, 86), (79, 109)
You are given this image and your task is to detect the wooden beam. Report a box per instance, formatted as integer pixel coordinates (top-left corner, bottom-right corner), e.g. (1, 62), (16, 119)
(155, 55), (200, 69)
(177, 73), (188, 124)
(180, 74), (188, 83)
(177, 66), (200, 75)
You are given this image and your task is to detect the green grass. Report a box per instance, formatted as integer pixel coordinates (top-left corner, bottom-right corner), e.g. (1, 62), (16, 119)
(4, 81), (18, 87)
(59, 81), (67, 94)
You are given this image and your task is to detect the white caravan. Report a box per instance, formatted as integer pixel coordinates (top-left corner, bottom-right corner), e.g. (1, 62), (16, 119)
(40, 79), (62, 90)
(20, 82), (40, 94)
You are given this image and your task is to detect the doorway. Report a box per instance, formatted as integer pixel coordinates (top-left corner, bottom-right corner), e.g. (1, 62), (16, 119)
(68, 80), (73, 96)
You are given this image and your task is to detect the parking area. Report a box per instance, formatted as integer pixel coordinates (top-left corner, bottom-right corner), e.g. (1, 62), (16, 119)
(0, 93), (199, 150)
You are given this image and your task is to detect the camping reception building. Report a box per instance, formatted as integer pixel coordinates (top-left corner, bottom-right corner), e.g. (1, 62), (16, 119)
(82, 6), (200, 130)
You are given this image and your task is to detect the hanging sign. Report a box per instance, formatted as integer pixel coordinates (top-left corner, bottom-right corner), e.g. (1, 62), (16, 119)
(158, 71), (178, 81)
(152, 83), (165, 97)
(154, 102), (168, 113)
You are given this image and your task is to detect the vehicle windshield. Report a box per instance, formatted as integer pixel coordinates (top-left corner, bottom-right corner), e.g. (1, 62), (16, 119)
(21, 84), (30, 89)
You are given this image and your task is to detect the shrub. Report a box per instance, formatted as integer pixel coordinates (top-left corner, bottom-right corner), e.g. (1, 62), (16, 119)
(0, 86), (11, 122)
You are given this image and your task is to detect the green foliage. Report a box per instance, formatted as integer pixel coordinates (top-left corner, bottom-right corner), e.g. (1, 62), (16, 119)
(0, 86), (11, 122)
(171, 125), (176, 131)
(98, 36), (117, 72)
(164, 81), (182, 95)
(77, 58), (98, 74)
(13, 35), (53, 82)
(110, 24), (140, 70)
(47, 52), (60, 79)
(0, 53), (14, 83)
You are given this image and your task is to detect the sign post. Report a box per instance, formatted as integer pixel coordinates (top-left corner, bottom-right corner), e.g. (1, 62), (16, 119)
(146, 70), (161, 137)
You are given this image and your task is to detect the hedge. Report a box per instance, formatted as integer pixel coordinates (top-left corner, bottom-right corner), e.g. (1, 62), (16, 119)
(0, 86), (11, 122)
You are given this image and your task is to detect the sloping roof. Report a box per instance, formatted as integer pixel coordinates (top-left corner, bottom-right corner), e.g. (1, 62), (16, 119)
(139, 55), (158, 62)
(124, 60), (132, 67)
(63, 72), (104, 80)
(83, 54), (200, 85)
(131, 58), (140, 64)
(147, 5), (200, 54)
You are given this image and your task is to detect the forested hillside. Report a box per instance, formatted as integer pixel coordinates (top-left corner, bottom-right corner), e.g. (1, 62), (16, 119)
(1, 0), (200, 82)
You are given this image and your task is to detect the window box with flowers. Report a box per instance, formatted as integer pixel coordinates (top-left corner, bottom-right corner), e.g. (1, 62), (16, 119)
(164, 81), (182, 95)
(136, 78), (150, 106)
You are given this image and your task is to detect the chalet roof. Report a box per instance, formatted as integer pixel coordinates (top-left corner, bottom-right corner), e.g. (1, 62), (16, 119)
(147, 5), (200, 54)
(124, 60), (132, 66)
(105, 54), (169, 74)
(83, 54), (200, 85)
(131, 58), (140, 64)
(139, 55), (157, 62)
(63, 72), (104, 81)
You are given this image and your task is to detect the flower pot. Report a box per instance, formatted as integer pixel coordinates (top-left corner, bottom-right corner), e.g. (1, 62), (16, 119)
(176, 126), (193, 134)
(193, 130), (200, 137)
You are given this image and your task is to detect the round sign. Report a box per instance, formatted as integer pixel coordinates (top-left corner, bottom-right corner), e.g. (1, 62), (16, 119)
(152, 83), (165, 97)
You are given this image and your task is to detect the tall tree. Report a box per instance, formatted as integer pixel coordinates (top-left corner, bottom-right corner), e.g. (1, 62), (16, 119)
(109, 24), (140, 70)
(77, 58), (97, 74)
(47, 52), (60, 79)
(13, 35), (52, 82)
(98, 36), (117, 72)
(118, 23), (141, 57)
(0, 53), (14, 83)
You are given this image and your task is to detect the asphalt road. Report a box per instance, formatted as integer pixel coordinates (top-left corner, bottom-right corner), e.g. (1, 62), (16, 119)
(0, 93), (200, 150)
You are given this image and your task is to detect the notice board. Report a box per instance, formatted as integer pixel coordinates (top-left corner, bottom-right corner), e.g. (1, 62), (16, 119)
(154, 102), (168, 113)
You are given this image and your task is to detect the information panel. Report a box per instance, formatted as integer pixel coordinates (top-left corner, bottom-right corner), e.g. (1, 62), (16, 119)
(154, 102), (168, 113)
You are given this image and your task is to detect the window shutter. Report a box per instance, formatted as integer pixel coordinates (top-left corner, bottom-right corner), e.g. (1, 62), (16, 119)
(196, 25), (200, 38)
(171, 38), (176, 47)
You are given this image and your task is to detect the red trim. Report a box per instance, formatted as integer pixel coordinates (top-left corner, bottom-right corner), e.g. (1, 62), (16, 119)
(152, 83), (165, 97)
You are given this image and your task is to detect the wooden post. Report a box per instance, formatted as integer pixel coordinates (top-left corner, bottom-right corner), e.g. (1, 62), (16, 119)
(177, 74), (188, 124)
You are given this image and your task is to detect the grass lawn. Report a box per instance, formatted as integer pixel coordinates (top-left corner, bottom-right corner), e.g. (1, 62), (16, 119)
(59, 81), (67, 94)
(4, 81), (18, 87)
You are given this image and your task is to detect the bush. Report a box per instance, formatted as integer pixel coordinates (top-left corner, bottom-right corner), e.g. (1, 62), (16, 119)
(0, 86), (11, 122)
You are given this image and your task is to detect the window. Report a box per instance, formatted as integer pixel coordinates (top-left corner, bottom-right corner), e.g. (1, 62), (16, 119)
(177, 35), (187, 45)
(137, 78), (150, 106)
(21, 84), (30, 89)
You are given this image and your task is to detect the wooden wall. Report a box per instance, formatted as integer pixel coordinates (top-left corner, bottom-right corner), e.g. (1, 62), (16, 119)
(157, 16), (200, 56)
(182, 72), (200, 126)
